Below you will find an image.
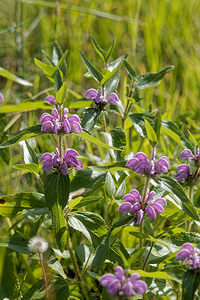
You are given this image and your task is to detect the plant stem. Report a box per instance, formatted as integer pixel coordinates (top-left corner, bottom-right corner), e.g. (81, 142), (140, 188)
(39, 253), (49, 300)
(102, 112), (107, 132)
(186, 186), (193, 232)
(66, 233), (81, 281)
(143, 242), (154, 270)
(139, 223), (143, 268)
(81, 246), (94, 278)
(142, 176), (150, 207)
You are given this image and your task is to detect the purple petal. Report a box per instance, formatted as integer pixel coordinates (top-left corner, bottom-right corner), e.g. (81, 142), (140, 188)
(74, 159), (84, 171)
(41, 121), (54, 132)
(107, 93), (119, 105)
(64, 149), (79, 161)
(123, 193), (137, 204)
(154, 198), (167, 206)
(42, 159), (53, 172)
(146, 191), (156, 203)
(118, 202), (132, 214)
(126, 158), (139, 170)
(100, 274), (116, 287)
(71, 121), (82, 134)
(85, 88), (98, 99)
(151, 202), (165, 214)
(148, 160), (155, 175)
(95, 91), (104, 103)
(180, 149), (194, 160)
(45, 95), (56, 104)
(40, 113), (54, 123)
(62, 108), (68, 119)
(107, 279), (121, 295)
(61, 161), (68, 175)
(115, 266), (124, 281)
(52, 108), (59, 119)
(177, 249), (191, 261)
(67, 115), (80, 124)
(134, 160), (148, 174)
(41, 153), (53, 162)
(130, 273), (140, 284)
(137, 209), (144, 224)
(145, 206), (156, 220)
(134, 152), (148, 161)
(130, 202), (141, 215)
(122, 280), (133, 297)
(53, 119), (61, 134)
(129, 189), (141, 202)
(63, 119), (71, 133)
(132, 280), (148, 294)
(182, 243), (194, 253)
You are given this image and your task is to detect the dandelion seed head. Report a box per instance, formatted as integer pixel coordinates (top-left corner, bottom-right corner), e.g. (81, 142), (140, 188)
(28, 236), (48, 254)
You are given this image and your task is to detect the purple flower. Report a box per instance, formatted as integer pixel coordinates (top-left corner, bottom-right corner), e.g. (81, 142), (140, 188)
(100, 267), (147, 297)
(180, 149), (194, 161)
(118, 189), (167, 224)
(40, 148), (83, 175)
(85, 88), (119, 105)
(177, 243), (200, 269)
(126, 152), (170, 176)
(0, 92), (4, 103)
(174, 164), (191, 182)
(45, 95), (57, 105)
(40, 108), (82, 134)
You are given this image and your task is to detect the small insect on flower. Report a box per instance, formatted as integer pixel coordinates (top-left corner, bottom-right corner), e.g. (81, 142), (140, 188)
(28, 237), (48, 254)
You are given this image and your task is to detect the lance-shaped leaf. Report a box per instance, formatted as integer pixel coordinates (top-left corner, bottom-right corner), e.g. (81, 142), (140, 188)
(0, 101), (51, 114)
(90, 36), (106, 61)
(155, 176), (200, 221)
(182, 270), (200, 300)
(144, 119), (158, 145)
(34, 58), (56, 77)
(80, 50), (103, 83)
(44, 173), (70, 252)
(56, 81), (67, 104)
(81, 107), (101, 133)
(134, 65), (175, 89)
(0, 67), (32, 86)
(129, 112), (155, 138)
(0, 192), (46, 217)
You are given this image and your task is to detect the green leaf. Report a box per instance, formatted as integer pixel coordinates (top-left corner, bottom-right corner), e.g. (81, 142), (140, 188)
(34, 58), (55, 77)
(12, 163), (40, 175)
(68, 211), (107, 246)
(144, 119), (158, 145)
(182, 270), (200, 300)
(129, 112), (156, 138)
(131, 270), (175, 280)
(0, 192), (46, 217)
(52, 42), (68, 76)
(81, 107), (101, 133)
(0, 101), (51, 114)
(105, 39), (115, 63)
(44, 173), (70, 252)
(188, 129), (198, 147)
(54, 69), (63, 94)
(105, 172), (116, 198)
(104, 69), (120, 98)
(69, 99), (92, 109)
(80, 50), (103, 83)
(101, 58), (124, 85)
(56, 81), (67, 104)
(89, 161), (127, 172)
(124, 60), (136, 79)
(110, 128), (126, 161)
(0, 124), (42, 148)
(162, 120), (193, 149)
(43, 249), (67, 279)
(90, 36), (106, 61)
(134, 65), (175, 89)
(156, 176), (200, 221)
(0, 236), (30, 254)
(25, 140), (39, 164)
(69, 196), (103, 210)
(75, 131), (122, 150)
(0, 67), (32, 86)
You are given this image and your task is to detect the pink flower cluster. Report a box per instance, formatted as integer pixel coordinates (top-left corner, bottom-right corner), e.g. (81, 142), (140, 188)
(118, 189), (167, 224)
(85, 88), (119, 105)
(100, 266), (147, 297)
(177, 243), (200, 269)
(41, 148), (83, 175)
(40, 108), (82, 134)
(126, 152), (170, 175)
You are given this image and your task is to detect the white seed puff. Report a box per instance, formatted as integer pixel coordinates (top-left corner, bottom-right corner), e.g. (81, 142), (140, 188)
(28, 237), (48, 254)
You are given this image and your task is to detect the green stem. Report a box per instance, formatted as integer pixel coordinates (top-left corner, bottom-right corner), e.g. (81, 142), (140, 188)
(81, 246), (94, 278)
(139, 223), (143, 268)
(186, 186), (193, 232)
(143, 242), (154, 270)
(142, 177), (150, 208)
(102, 112), (107, 132)
(39, 253), (49, 300)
